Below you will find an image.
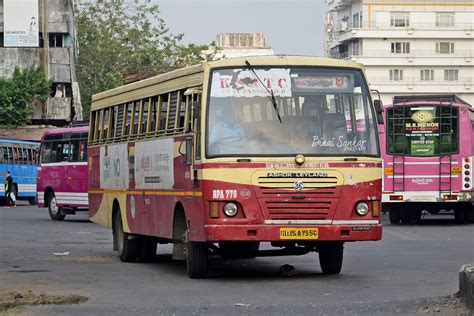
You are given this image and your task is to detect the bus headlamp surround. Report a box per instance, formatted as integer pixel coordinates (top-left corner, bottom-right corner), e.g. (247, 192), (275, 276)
(223, 202), (238, 217)
(356, 202), (369, 216)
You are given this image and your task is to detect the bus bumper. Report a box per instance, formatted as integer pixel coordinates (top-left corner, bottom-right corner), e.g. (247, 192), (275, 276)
(203, 223), (382, 242)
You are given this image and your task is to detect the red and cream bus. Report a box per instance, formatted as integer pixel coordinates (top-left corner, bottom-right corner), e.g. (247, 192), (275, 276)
(88, 56), (383, 278)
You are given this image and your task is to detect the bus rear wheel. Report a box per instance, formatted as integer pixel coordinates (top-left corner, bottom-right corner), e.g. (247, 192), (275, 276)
(114, 211), (139, 262)
(48, 194), (65, 221)
(454, 207), (467, 224)
(318, 242), (344, 275)
(186, 239), (208, 279)
(388, 208), (401, 224)
(138, 238), (157, 263)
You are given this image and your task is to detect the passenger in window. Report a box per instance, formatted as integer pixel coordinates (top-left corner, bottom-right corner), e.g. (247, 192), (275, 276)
(209, 99), (245, 152)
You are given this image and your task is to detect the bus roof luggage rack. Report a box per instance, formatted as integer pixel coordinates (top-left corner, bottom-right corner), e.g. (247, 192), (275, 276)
(393, 95), (470, 106)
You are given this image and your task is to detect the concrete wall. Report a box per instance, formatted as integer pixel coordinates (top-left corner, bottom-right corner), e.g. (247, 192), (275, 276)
(0, 0), (82, 124)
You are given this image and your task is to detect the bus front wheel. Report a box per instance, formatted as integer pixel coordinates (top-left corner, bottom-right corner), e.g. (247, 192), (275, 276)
(114, 211), (139, 262)
(186, 239), (208, 279)
(48, 194), (65, 221)
(319, 242), (344, 275)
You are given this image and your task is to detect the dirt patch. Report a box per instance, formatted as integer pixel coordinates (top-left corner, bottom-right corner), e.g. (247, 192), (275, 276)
(0, 289), (88, 314)
(419, 293), (471, 315)
(45, 255), (119, 263)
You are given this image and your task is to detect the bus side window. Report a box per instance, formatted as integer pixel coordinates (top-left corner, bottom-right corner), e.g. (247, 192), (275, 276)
(150, 96), (158, 134)
(125, 102), (133, 137)
(176, 90), (187, 132)
(26, 148), (32, 165)
(7, 147), (13, 163)
(0, 147), (4, 163)
(132, 100), (141, 137)
(22, 148), (28, 164)
(80, 139), (88, 161)
(114, 104), (124, 140)
(160, 94), (169, 134)
(13, 148), (19, 163)
(141, 98), (149, 136)
(89, 110), (96, 142)
(102, 108), (110, 141)
(168, 92), (179, 134)
(109, 105), (118, 140)
(41, 142), (52, 163)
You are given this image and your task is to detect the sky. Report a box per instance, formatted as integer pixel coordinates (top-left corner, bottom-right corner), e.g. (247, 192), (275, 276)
(155, 0), (326, 56)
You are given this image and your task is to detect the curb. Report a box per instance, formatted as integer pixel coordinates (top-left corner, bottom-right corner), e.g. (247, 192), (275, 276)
(459, 263), (474, 309)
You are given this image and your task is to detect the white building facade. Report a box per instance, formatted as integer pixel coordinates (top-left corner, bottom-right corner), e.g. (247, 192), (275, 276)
(325, 0), (474, 106)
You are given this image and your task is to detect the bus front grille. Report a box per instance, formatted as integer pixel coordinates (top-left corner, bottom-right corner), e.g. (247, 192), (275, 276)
(263, 199), (336, 220)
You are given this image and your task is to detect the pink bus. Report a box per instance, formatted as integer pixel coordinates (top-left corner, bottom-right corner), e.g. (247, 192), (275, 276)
(37, 126), (89, 221)
(380, 95), (473, 224)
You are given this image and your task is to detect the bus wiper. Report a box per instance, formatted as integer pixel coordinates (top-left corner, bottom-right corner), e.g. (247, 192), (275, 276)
(245, 60), (282, 123)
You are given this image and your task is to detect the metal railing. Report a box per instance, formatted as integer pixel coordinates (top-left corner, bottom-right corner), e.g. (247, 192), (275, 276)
(333, 21), (474, 33)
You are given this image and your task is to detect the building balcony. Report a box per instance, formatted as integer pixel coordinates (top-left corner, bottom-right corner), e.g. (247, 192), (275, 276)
(368, 76), (472, 88)
(333, 50), (473, 66)
(329, 22), (473, 43)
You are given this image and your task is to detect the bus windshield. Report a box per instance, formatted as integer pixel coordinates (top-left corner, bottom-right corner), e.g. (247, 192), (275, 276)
(206, 67), (378, 157)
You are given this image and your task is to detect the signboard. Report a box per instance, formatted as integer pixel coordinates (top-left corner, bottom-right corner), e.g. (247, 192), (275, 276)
(211, 68), (292, 98)
(3, 0), (39, 47)
(100, 144), (129, 189)
(405, 108), (439, 156)
(135, 139), (174, 190)
(291, 73), (354, 93)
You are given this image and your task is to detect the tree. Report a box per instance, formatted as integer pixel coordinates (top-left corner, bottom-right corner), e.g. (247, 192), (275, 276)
(0, 66), (51, 128)
(75, 0), (216, 119)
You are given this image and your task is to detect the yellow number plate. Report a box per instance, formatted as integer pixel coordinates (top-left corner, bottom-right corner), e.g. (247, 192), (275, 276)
(280, 228), (319, 240)
(451, 167), (462, 175)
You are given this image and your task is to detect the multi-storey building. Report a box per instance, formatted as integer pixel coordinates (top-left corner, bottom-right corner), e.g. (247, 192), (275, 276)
(0, 0), (82, 126)
(325, 0), (473, 106)
(213, 33), (274, 59)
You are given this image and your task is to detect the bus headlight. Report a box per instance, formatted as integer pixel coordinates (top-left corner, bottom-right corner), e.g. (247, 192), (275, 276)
(356, 202), (369, 216)
(223, 202), (238, 217)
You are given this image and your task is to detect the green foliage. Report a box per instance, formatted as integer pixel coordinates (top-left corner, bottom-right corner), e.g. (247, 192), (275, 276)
(75, 0), (217, 119)
(0, 66), (51, 128)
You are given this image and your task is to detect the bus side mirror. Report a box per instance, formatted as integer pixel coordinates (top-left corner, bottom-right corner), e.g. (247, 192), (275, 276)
(374, 99), (384, 125)
(179, 137), (193, 165)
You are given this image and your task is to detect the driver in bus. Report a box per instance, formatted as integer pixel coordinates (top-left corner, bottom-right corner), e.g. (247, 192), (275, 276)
(208, 99), (245, 152)
(302, 96), (323, 138)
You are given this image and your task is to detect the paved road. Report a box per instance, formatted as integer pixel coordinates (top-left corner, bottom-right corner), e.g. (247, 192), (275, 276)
(1, 204), (473, 315)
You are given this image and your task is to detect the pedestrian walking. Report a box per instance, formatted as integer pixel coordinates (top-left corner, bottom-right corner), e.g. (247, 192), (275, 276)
(4, 171), (16, 207)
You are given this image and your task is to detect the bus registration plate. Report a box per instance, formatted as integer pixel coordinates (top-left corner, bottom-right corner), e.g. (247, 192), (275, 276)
(280, 228), (319, 240)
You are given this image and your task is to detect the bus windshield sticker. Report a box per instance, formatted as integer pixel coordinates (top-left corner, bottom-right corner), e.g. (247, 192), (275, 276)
(291, 74), (354, 93)
(210, 68), (291, 98)
(312, 135), (367, 152)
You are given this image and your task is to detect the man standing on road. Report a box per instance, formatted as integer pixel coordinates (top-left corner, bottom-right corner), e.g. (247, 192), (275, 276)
(4, 171), (15, 207)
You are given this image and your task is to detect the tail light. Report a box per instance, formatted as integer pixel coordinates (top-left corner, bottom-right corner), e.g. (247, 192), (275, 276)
(462, 157), (472, 190)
